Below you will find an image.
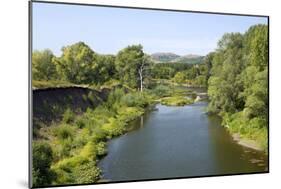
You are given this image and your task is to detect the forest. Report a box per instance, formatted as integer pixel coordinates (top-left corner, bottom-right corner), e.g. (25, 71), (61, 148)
(32, 24), (268, 187)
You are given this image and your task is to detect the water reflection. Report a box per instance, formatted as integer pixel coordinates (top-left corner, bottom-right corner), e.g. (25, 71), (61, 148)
(98, 101), (268, 182)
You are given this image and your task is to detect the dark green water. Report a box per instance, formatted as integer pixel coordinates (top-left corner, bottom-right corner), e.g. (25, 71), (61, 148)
(98, 101), (268, 182)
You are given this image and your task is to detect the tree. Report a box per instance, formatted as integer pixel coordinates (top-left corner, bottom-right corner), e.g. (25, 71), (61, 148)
(173, 72), (186, 84)
(54, 42), (96, 84)
(138, 55), (152, 92)
(94, 54), (116, 83)
(32, 49), (57, 81)
(207, 32), (244, 113)
(115, 45), (151, 90)
(207, 24), (268, 137)
(204, 52), (215, 83)
(185, 66), (198, 80)
(240, 25), (268, 120)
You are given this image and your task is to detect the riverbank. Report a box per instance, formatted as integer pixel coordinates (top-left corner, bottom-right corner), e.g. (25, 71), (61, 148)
(221, 112), (268, 153)
(232, 133), (263, 151)
(32, 87), (154, 187)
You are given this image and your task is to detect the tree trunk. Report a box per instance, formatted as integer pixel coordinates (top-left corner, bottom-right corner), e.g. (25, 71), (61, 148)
(139, 68), (143, 92)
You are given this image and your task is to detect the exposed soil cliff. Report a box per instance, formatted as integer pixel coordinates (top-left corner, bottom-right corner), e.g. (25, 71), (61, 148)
(32, 86), (111, 127)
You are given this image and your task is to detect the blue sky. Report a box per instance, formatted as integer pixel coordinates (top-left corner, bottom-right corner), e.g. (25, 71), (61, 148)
(32, 2), (268, 56)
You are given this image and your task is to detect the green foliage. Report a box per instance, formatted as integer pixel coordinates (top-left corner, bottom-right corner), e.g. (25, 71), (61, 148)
(222, 112), (268, 151)
(51, 42), (117, 85)
(53, 124), (75, 140)
(106, 88), (125, 107)
(32, 141), (56, 187)
(150, 84), (172, 98)
(75, 116), (86, 129)
(62, 108), (75, 124)
(194, 75), (207, 86)
(32, 80), (75, 89)
(115, 45), (152, 90)
(184, 66), (198, 80)
(207, 24), (268, 150)
(36, 87), (152, 185)
(32, 49), (57, 81)
(160, 96), (193, 106)
(115, 44), (143, 88)
(173, 72), (186, 84)
(73, 162), (101, 184)
(96, 142), (107, 156)
(151, 65), (176, 79)
(121, 92), (150, 108)
(54, 42), (96, 84)
(208, 32), (244, 113)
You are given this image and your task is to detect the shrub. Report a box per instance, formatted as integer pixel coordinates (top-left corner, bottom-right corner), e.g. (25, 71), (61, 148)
(102, 117), (125, 138)
(53, 138), (74, 159)
(32, 141), (56, 187)
(62, 108), (75, 124)
(106, 88), (125, 108)
(51, 155), (89, 184)
(53, 124), (75, 140)
(151, 85), (172, 97)
(79, 142), (97, 160)
(73, 162), (101, 184)
(75, 116), (86, 128)
(121, 92), (150, 108)
(91, 127), (107, 142)
(96, 142), (107, 157)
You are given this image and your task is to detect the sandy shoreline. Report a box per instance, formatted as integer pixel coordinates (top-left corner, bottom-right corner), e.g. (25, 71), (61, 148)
(232, 133), (263, 151)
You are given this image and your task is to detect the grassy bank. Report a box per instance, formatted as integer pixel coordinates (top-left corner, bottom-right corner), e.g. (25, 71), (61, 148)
(32, 88), (152, 187)
(221, 112), (268, 152)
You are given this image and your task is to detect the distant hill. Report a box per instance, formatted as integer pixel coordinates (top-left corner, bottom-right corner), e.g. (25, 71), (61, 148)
(150, 53), (180, 63)
(150, 52), (204, 64)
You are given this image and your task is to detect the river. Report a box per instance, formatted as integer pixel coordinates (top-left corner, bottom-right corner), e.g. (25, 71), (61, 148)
(98, 100), (268, 182)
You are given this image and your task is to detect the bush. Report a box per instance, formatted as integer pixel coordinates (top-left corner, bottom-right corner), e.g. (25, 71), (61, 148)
(101, 117), (125, 138)
(62, 108), (75, 124)
(121, 92), (150, 108)
(75, 116), (86, 128)
(32, 141), (56, 187)
(79, 142), (97, 160)
(106, 88), (125, 108)
(51, 155), (89, 184)
(53, 124), (75, 140)
(52, 138), (74, 159)
(150, 85), (172, 98)
(117, 107), (144, 122)
(95, 142), (107, 157)
(73, 162), (101, 184)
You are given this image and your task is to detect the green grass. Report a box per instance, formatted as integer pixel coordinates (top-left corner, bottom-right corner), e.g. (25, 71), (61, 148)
(222, 111), (268, 152)
(32, 80), (83, 89)
(33, 88), (152, 186)
(160, 96), (193, 106)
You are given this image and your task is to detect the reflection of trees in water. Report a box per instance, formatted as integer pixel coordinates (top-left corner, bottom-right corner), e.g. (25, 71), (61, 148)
(140, 116), (144, 128)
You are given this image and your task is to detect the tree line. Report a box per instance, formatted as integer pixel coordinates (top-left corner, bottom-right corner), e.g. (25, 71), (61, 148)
(32, 43), (152, 90)
(32, 43), (209, 90)
(207, 24), (268, 149)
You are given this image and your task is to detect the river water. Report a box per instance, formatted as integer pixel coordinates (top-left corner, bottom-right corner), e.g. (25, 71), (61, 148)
(98, 101), (268, 182)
